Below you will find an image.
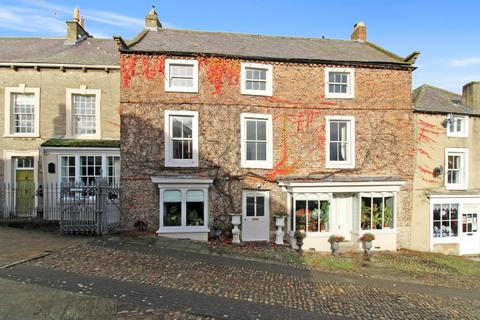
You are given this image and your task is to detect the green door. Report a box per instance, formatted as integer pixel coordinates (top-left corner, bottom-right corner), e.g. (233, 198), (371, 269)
(16, 170), (34, 217)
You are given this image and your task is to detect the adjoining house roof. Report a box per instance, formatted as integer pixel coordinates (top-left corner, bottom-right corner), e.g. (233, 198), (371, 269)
(0, 38), (119, 66)
(119, 28), (416, 67)
(41, 139), (120, 148)
(412, 84), (475, 115)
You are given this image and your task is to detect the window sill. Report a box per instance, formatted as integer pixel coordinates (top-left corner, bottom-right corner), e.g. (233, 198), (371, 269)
(447, 134), (468, 138)
(164, 160), (199, 168)
(157, 227), (209, 234)
(445, 185), (468, 191)
(324, 93), (354, 99)
(4, 133), (39, 138)
(326, 162), (355, 169)
(241, 162), (273, 169)
(240, 90), (272, 97)
(165, 87), (198, 93)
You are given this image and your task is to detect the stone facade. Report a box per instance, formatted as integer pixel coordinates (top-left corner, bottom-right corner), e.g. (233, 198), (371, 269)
(120, 54), (415, 247)
(0, 67), (120, 182)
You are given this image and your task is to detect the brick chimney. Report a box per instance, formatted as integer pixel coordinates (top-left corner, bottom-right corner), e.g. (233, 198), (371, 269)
(145, 6), (162, 31)
(351, 21), (367, 41)
(65, 7), (90, 44)
(461, 82), (480, 113)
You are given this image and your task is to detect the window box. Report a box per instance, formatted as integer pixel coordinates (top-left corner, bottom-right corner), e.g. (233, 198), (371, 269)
(324, 67), (355, 99)
(165, 59), (199, 93)
(325, 116), (355, 169)
(240, 113), (273, 169)
(66, 86), (101, 139)
(4, 84), (40, 137)
(164, 110), (199, 167)
(240, 63), (273, 96)
(445, 148), (468, 190)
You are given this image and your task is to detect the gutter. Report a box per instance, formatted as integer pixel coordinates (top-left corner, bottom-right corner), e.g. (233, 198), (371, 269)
(413, 108), (480, 117)
(0, 62), (119, 70)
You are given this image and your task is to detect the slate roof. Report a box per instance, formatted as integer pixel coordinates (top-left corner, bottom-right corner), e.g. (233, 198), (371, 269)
(121, 29), (414, 66)
(0, 38), (119, 66)
(412, 84), (474, 115)
(41, 139), (120, 148)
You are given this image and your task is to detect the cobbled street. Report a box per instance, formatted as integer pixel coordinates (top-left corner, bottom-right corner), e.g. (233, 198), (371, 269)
(0, 234), (479, 319)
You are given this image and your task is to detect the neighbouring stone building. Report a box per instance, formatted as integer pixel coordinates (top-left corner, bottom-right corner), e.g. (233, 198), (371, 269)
(411, 83), (480, 255)
(117, 9), (419, 251)
(0, 8), (120, 219)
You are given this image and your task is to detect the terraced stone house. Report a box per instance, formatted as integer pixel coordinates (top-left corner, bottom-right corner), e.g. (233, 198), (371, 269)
(0, 9), (120, 219)
(411, 83), (480, 255)
(118, 9), (419, 251)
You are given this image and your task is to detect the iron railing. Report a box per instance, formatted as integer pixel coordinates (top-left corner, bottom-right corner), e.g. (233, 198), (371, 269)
(0, 178), (120, 235)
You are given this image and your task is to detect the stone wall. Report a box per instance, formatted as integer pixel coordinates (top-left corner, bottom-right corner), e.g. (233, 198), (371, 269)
(120, 54), (415, 245)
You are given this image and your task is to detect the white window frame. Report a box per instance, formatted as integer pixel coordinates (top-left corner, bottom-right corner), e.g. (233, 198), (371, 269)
(324, 67), (355, 99)
(152, 177), (212, 234)
(66, 86), (101, 139)
(164, 59), (199, 93)
(325, 116), (355, 169)
(447, 114), (469, 138)
(444, 148), (468, 190)
(164, 110), (199, 167)
(240, 62), (273, 96)
(57, 154), (120, 186)
(359, 192), (396, 232)
(240, 113), (273, 169)
(4, 84), (40, 137)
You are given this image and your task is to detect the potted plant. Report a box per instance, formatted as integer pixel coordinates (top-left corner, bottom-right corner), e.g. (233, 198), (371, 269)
(213, 221), (223, 240)
(294, 230), (306, 251)
(359, 233), (375, 255)
(328, 235), (345, 256)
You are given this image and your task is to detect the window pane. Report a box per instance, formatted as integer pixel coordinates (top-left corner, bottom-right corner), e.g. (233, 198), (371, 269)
(182, 140), (193, 159)
(257, 121), (266, 140)
(295, 200), (307, 232)
(172, 140), (183, 159)
(330, 122), (338, 141)
(308, 200), (319, 232)
(186, 190), (204, 226)
(246, 81), (253, 90)
(246, 120), (256, 140)
(330, 142), (339, 161)
(171, 117), (183, 138)
(372, 197), (383, 229)
(246, 196), (255, 216)
(246, 142), (256, 160)
(256, 196), (265, 216)
(384, 196), (394, 228)
(256, 142), (267, 161)
(361, 197), (371, 230)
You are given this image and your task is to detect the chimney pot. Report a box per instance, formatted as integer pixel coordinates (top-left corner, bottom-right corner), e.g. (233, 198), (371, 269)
(73, 6), (80, 22)
(461, 81), (480, 114)
(351, 21), (367, 41)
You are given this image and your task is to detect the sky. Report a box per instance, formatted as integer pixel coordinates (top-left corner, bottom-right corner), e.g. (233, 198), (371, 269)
(0, 0), (479, 93)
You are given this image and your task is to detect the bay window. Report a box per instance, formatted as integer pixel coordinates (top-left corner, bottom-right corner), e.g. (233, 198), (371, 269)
(160, 188), (208, 231)
(59, 154), (120, 186)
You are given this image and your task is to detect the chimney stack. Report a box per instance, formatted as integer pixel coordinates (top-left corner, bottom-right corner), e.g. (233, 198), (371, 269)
(66, 7), (90, 44)
(351, 21), (367, 41)
(461, 82), (480, 114)
(145, 6), (162, 31)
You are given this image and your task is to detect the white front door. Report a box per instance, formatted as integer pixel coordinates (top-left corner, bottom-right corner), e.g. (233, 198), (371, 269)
(460, 212), (479, 255)
(242, 191), (269, 241)
(333, 194), (353, 240)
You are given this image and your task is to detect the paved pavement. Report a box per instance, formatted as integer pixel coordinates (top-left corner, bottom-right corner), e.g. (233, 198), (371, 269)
(0, 229), (479, 319)
(0, 227), (88, 267)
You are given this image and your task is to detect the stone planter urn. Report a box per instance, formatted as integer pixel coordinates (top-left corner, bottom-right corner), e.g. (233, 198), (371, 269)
(330, 241), (340, 256)
(288, 231), (298, 250)
(359, 233), (375, 256)
(328, 235), (345, 256)
(274, 216), (286, 245)
(230, 214), (242, 244)
(361, 240), (373, 255)
(294, 231), (305, 252)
